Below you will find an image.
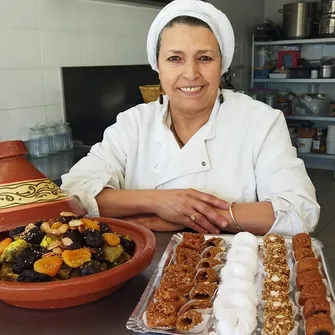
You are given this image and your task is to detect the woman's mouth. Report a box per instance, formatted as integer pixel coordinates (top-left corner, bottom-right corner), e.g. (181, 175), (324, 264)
(179, 86), (203, 93)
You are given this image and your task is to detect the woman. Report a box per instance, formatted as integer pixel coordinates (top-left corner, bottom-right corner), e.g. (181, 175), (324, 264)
(61, 0), (319, 236)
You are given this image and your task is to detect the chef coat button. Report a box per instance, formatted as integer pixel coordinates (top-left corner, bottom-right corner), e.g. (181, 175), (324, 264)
(202, 161), (206, 166)
(154, 164), (158, 169)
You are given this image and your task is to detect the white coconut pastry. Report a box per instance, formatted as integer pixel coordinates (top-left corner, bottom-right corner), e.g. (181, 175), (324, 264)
(231, 232), (259, 251)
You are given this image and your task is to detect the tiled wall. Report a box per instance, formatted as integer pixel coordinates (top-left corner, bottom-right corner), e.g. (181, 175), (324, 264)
(0, 0), (159, 141)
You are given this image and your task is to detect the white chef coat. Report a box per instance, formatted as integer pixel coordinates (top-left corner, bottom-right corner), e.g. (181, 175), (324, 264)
(61, 90), (320, 235)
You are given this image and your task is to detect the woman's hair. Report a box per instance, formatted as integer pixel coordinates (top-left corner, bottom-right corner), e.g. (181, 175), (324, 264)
(156, 15), (212, 62)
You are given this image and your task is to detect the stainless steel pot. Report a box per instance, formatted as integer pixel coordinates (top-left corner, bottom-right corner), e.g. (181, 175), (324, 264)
(281, 2), (316, 38)
(319, 65), (335, 78)
(321, 0), (335, 14)
(319, 13), (335, 36)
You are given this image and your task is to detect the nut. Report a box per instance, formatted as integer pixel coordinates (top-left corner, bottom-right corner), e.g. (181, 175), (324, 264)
(53, 247), (63, 255)
(49, 229), (61, 236)
(62, 237), (73, 247)
(47, 240), (62, 250)
(58, 224), (69, 235)
(41, 222), (51, 234)
(60, 211), (77, 217)
(69, 219), (84, 227)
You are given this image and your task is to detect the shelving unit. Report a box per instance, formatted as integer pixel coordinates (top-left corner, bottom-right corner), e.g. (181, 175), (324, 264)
(251, 36), (335, 175)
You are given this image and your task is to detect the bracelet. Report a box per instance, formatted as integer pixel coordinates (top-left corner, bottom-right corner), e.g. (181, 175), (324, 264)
(229, 201), (244, 232)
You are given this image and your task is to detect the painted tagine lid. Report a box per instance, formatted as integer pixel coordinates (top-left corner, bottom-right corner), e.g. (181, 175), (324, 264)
(0, 140), (87, 232)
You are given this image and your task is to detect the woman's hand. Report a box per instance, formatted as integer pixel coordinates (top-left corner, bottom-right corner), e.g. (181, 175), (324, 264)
(148, 189), (229, 234)
(122, 214), (185, 232)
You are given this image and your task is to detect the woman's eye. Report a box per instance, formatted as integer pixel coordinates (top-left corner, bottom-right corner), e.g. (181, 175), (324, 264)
(167, 56), (180, 61)
(199, 56), (212, 61)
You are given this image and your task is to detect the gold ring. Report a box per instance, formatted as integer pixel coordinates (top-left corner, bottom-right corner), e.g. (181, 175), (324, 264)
(190, 213), (197, 221)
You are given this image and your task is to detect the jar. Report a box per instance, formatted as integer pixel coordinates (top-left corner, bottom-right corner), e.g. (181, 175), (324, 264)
(45, 124), (61, 154)
(57, 122), (73, 151)
(264, 95), (276, 107)
(28, 126), (49, 158)
(277, 92), (289, 103)
(329, 101), (335, 117)
(312, 128), (327, 153)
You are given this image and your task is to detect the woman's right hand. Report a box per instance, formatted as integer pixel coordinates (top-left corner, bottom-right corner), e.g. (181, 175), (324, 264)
(149, 189), (230, 234)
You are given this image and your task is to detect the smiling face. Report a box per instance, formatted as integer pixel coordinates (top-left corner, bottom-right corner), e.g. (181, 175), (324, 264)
(157, 23), (222, 114)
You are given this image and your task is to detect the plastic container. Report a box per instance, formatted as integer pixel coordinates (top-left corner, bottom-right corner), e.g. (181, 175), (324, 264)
(327, 124), (335, 140)
(326, 140), (335, 154)
(296, 137), (313, 153)
(28, 126), (49, 158)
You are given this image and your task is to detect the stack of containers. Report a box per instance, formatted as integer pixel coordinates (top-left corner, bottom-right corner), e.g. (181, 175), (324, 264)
(326, 123), (335, 154)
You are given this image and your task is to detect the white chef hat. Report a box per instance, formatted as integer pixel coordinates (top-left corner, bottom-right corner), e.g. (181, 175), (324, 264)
(147, 0), (235, 75)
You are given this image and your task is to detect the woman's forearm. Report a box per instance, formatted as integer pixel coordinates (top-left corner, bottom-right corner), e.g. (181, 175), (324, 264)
(95, 188), (155, 217)
(217, 201), (275, 235)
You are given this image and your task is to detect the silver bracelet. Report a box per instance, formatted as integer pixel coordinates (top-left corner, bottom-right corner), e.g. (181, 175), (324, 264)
(229, 201), (244, 232)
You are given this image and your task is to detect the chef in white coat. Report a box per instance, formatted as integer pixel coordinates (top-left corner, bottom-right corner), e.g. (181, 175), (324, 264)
(61, 0), (320, 236)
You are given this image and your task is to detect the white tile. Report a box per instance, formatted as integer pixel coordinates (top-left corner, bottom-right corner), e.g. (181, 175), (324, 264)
(0, 0), (38, 29)
(0, 29), (41, 69)
(37, 0), (79, 31)
(116, 34), (148, 65)
(0, 106), (46, 141)
(0, 70), (44, 110)
(113, 5), (158, 35)
(43, 69), (63, 105)
(40, 31), (82, 68)
(82, 33), (117, 66)
(78, 1), (115, 33)
(46, 104), (64, 123)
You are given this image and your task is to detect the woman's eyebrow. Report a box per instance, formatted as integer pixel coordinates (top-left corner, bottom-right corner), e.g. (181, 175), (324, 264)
(164, 49), (215, 54)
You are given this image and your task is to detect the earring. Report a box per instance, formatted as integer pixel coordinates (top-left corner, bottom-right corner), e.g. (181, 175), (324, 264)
(219, 84), (224, 104)
(159, 84), (164, 105)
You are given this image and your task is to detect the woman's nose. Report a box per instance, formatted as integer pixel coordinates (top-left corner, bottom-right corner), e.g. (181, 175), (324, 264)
(183, 60), (200, 80)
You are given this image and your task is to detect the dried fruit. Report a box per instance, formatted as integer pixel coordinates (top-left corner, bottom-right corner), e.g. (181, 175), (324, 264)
(103, 245), (124, 263)
(34, 256), (63, 277)
(8, 226), (25, 239)
(103, 233), (121, 247)
(17, 269), (51, 282)
(63, 230), (85, 245)
(59, 212), (78, 223)
(120, 236), (136, 255)
(62, 248), (91, 268)
(83, 229), (104, 248)
(21, 226), (45, 245)
(99, 222), (113, 234)
(57, 264), (73, 280)
(81, 218), (100, 231)
(0, 238), (12, 255)
(12, 248), (38, 274)
(0, 239), (31, 262)
(91, 248), (106, 263)
(51, 221), (63, 230)
(80, 261), (102, 276)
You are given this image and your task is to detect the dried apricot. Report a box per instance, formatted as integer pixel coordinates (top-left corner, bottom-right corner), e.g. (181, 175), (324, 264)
(34, 256), (63, 277)
(81, 218), (100, 231)
(62, 248), (91, 268)
(51, 221), (63, 230)
(103, 233), (121, 247)
(0, 238), (12, 255)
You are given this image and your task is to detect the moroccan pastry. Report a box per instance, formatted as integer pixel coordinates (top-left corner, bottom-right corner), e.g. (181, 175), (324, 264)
(202, 246), (223, 259)
(292, 233), (312, 251)
(204, 237), (223, 248)
(195, 268), (220, 284)
(305, 313), (334, 335)
(155, 288), (188, 311)
(178, 299), (213, 315)
(265, 242), (287, 256)
(262, 289), (290, 303)
(263, 313), (294, 335)
(176, 246), (201, 268)
(264, 234), (285, 248)
(296, 269), (323, 290)
(299, 280), (327, 306)
(263, 273), (290, 293)
(189, 282), (218, 300)
(160, 271), (194, 296)
(264, 254), (288, 268)
(183, 232), (205, 244)
(297, 257), (319, 274)
(176, 310), (203, 332)
(197, 257), (223, 269)
(164, 263), (196, 277)
(146, 300), (178, 329)
(265, 263), (290, 278)
(303, 297), (331, 319)
(264, 299), (292, 317)
(176, 240), (204, 253)
(294, 247), (315, 262)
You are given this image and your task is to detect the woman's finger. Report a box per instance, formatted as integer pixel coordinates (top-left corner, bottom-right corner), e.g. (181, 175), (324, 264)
(177, 215), (208, 234)
(189, 189), (229, 210)
(183, 209), (220, 234)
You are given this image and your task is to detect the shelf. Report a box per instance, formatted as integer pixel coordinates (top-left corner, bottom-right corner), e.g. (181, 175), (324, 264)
(298, 152), (335, 160)
(253, 79), (335, 83)
(254, 37), (335, 46)
(286, 116), (335, 122)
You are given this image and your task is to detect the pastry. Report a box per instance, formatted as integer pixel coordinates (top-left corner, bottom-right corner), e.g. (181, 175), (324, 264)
(263, 313), (294, 335)
(204, 237), (223, 248)
(265, 242), (287, 256)
(176, 241), (204, 254)
(176, 246), (201, 268)
(297, 257), (319, 274)
(296, 269), (323, 290)
(160, 271), (194, 296)
(264, 254), (288, 267)
(178, 299), (212, 315)
(265, 263), (290, 279)
(155, 288), (188, 311)
(292, 233), (312, 251)
(264, 234), (285, 247)
(202, 246), (223, 259)
(164, 263), (196, 277)
(303, 297), (331, 319)
(195, 268), (220, 284)
(299, 280), (327, 306)
(305, 313), (334, 335)
(197, 258), (222, 269)
(176, 310), (203, 332)
(294, 247), (315, 262)
(263, 273), (290, 293)
(146, 300), (178, 328)
(183, 232), (205, 244)
(264, 299), (292, 317)
(262, 289), (290, 303)
(189, 282), (218, 300)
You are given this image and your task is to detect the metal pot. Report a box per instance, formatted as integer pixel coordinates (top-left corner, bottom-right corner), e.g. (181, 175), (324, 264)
(319, 65), (335, 78)
(319, 13), (335, 36)
(281, 2), (316, 39)
(321, 0), (335, 15)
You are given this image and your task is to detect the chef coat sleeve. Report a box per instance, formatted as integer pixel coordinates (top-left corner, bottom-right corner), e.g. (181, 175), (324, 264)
(61, 112), (131, 216)
(254, 111), (320, 235)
